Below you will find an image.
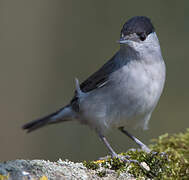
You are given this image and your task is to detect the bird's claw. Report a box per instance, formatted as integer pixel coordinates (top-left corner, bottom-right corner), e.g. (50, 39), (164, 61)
(99, 154), (139, 164)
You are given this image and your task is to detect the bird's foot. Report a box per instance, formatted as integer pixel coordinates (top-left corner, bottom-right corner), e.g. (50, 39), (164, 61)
(99, 153), (139, 164)
(126, 145), (151, 154)
(151, 151), (168, 160)
(117, 154), (139, 164)
(98, 155), (111, 160)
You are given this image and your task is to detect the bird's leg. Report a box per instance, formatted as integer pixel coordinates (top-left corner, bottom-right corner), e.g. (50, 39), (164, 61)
(98, 133), (118, 158)
(119, 127), (151, 153)
(98, 132), (143, 165)
(98, 132), (140, 164)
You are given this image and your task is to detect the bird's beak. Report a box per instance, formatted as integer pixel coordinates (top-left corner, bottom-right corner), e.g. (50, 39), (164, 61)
(118, 37), (130, 44)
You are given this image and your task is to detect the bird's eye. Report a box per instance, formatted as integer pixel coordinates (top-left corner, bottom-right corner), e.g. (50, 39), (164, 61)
(137, 32), (146, 41)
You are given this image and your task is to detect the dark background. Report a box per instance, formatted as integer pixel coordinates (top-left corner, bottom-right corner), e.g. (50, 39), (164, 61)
(0, 0), (188, 162)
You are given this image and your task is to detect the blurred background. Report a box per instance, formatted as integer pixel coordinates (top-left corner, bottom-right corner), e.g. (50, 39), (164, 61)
(0, 0), (188, 162)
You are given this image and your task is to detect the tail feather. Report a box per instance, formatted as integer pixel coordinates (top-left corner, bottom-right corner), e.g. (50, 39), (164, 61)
(22, 105), (73, 133)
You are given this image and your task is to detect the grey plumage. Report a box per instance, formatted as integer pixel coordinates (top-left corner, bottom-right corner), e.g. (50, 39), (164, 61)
(23, 16), (166, 157)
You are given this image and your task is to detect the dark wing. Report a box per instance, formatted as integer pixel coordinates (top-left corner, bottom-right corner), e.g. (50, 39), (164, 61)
(80, 52), (119, 93)
(70, 52), (120, 111)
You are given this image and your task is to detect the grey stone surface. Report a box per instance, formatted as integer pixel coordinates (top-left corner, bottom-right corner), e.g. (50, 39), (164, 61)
(0, 159), (135, 180)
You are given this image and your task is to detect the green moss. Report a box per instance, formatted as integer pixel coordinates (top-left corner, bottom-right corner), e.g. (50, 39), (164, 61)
(149, 128), (189, 179)
(83, 157), (127, 178)
(105, 157), (126, 171)
(83, 160), (99, 170)
(83, 129), (189, 179)
(97, 170), (106, 177)
(127, 151), (169, 179)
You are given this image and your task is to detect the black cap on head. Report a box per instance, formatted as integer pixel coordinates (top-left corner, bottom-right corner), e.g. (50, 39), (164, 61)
(121, 16), (155, 41)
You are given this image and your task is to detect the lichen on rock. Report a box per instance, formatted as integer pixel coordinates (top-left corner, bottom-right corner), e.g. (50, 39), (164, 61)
(0, 129), (188, 179)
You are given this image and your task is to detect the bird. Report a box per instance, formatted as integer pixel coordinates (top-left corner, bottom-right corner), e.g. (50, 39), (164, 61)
(22, 16), (166, 158)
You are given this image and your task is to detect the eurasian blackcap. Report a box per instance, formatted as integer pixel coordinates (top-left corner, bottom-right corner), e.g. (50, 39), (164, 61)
(23, 16), (166, 158)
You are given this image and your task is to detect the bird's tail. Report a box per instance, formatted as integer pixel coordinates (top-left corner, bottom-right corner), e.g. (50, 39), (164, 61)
(22, 105), (74, 133)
